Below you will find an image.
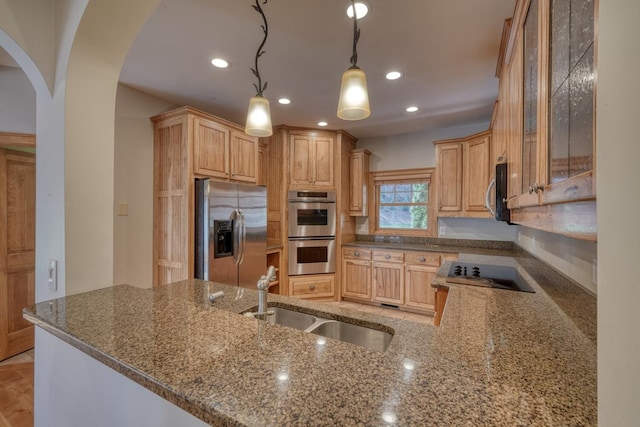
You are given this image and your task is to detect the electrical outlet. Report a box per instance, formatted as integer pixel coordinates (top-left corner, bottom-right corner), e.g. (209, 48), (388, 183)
(439, 226), (446, 236)
(48, 259), (57, 291)
(592, 259), (597, 285)
(117, 202), (128, 216)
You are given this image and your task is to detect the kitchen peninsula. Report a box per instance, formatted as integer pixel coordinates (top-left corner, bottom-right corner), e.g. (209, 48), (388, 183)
(24, 247), (596, 427)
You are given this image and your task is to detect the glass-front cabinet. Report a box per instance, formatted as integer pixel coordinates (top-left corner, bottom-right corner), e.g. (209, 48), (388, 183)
(510, 0), (596, 208)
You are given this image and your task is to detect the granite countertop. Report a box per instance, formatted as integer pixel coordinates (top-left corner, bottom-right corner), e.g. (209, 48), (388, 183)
(24, 252), (596, 426)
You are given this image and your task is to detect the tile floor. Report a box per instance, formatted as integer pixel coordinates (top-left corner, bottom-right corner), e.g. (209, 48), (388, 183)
(325, 301), (434, 325)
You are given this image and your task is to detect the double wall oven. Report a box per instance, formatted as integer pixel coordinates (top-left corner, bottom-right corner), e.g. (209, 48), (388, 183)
(287, 191), (336, 276)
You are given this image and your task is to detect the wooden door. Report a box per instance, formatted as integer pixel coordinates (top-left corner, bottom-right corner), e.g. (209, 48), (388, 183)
(405, 264), (437, 311)
(372, 262), (404, 305)
(436, 143), (463, 214)
(349, 149), (370, 216)
(312, 136), (334, 187)
(193, 117), (229, 179)
(464, 136), (492, 216)
(0, 150), (35, 361)
(229, 130), (258, 183)
(257, 141), (268, 187)
(342, 259), (371, 300)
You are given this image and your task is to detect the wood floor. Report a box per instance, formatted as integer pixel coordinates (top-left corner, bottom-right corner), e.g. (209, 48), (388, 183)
(0, 350), (34, 427)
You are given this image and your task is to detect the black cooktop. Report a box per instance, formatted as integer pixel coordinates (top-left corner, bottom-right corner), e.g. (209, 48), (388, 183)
(446, 262), (535, 293)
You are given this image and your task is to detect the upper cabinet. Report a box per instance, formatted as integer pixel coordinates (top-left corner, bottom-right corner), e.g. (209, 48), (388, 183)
(435, 131), (492, 218)
(289, 132), (335, 189)
(193, 116), (258, 183)
(349, 148), (371, 216)
(504, 0), (596, 210)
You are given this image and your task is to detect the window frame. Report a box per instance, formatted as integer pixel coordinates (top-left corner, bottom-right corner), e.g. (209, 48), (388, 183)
(368, 168), (436, 237)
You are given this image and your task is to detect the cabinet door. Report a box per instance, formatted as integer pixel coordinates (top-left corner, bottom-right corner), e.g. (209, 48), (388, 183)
(257, 141), (268, 186)
(312, 136), (334, 187)
(405, 264), (437, 311)
(289, 135), (314, 186)
(193, 117), (229, 179)
(342, 259), (372, 300)
(229, 130), (258, 183)
(436, 143), (463, 214)
(349, 149), (370, 216)
(464, 136), (491, 216)
(372, 262), (404, 305)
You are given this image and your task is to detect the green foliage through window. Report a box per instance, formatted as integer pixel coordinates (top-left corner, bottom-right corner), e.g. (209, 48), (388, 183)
(378, 183), (429, 230)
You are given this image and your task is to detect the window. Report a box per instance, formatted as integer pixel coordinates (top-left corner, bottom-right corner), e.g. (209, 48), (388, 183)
(370, 168), (435, 237)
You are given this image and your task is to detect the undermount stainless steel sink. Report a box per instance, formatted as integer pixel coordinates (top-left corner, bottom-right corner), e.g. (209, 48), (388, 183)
(264, 307), (317, 331)
(249, 305), (394, 352)
(308, 320), (393, 352)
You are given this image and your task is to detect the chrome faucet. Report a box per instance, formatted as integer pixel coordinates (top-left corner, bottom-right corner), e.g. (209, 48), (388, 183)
(256, 266), (276, 316)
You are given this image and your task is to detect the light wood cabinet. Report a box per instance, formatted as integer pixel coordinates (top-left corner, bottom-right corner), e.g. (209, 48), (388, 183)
(289, 274), (335, 300)
(433, 287), (449, 326)
(151, 106), (261, 286)
(289, 132), (334, 188)
(372, 250), (405, 305)
(492, 0), (596, 240)
(435, 131), (492, 218)
(342, 247), (456, 314)
(257, 141), (268, 186)
(342, 248), (372, 300)
(193, 116), (258, 184)
(349, 148), (370, 216)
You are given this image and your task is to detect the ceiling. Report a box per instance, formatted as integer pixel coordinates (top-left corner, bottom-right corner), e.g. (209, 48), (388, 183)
(5, 1), (517, 140)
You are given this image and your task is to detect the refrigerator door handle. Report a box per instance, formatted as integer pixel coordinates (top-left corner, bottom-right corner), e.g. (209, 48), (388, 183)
(238, 209), (246, 265)
(485, 178), (496, 217)
(229, 209), (240, 265)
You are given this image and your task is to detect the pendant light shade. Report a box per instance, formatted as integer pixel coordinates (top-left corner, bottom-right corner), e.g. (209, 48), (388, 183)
(245, 0), (272, 137)
(337, 67), (370, 120)
(337, 0), (371, 121)
(245, 95), (273, 137)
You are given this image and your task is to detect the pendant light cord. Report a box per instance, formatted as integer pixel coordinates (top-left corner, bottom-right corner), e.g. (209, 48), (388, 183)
(251, 0), (269, 96)
(349, 0), (361, 69)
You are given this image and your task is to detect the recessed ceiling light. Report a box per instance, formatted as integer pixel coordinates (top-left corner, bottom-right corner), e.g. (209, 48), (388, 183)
(386, 71), (402, 80)
(318, 121), (328, 127)
(210, 58), (229, 68)
(406, 106), (419, 113)
(278, 98), (291, 105)
(346, 2), (369, 19)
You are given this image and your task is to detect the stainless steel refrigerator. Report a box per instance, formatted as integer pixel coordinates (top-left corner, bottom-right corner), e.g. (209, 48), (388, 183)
(195, 179), (266, 288)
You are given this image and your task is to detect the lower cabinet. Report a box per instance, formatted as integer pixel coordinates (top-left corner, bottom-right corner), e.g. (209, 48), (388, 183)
(342, 247), (456, 313)
(289, 274), (335, 300)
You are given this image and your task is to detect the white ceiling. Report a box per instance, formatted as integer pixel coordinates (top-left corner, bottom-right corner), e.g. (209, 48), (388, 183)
(6, 1), (517, 140)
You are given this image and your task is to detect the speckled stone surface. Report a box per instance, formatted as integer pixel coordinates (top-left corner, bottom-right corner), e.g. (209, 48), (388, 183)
(24, 252), (596, 426)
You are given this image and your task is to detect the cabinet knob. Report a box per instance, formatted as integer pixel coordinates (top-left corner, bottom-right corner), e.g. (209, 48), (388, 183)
(385, 254), (391, 260)
(419, 257), (426, 262)
(354, 251), (361, 257)
(309, 284), (316, 290)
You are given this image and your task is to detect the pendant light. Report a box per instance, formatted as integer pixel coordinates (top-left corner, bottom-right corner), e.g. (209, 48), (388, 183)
(337, 0), (371, 121)
(245, 0), (273, 137)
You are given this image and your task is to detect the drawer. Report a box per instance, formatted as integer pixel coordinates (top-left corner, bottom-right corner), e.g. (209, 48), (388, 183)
(342, 247), (372, 260)
(405, 252), (441, 267)
(291, 276), (334, 298)
(372, 250), (404, 263)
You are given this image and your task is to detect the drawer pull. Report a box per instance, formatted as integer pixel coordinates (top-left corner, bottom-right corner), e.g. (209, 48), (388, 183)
(354, 251), (361, 257)
(419, 256), (426, 262)
(309, 284), (316, 290)
(384, 254), (391, 260)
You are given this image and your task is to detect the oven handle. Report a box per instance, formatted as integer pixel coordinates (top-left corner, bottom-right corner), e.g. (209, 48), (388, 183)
(288, 236), (336, 241)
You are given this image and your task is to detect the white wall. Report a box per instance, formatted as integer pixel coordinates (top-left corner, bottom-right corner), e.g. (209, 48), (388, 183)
(0, 66), (35, 133)
(114, 84), (175, 288)
(516, 227), (597, 294)
(597, 1), (640, 424)
(360, 121), (489, 171)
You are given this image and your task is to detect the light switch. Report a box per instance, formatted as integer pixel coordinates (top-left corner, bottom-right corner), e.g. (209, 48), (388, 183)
(117, 202), (128, 216)
(439, 226), (446, 236)
(48, 259), (57, 291)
